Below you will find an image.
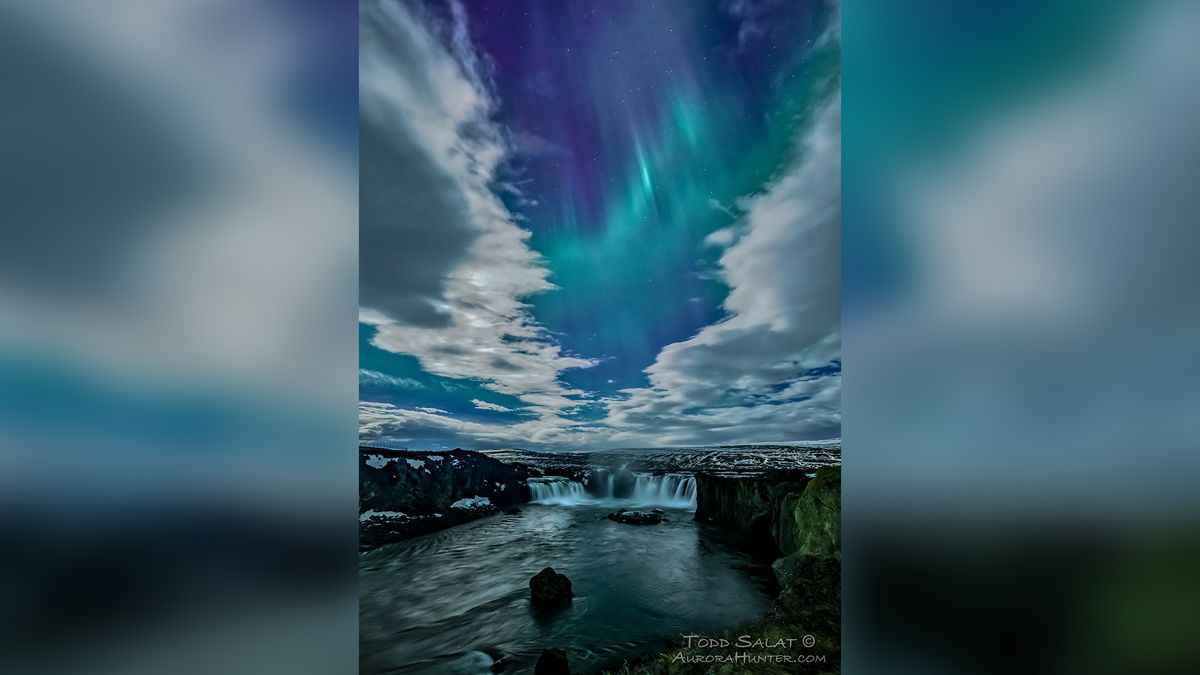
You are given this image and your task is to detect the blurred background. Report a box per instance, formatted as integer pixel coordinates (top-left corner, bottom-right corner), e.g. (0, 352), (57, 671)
(845, 0), (1200, 673)
(0, 1), (358, 673)
(3, 0), (1200, 673)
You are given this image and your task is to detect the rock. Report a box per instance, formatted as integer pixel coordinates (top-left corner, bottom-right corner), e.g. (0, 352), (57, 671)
(771, 553), (841, 632)
(534, 648), (570, 675)
(359, 447), (533, 549)
(606, 510), (662, 525)
(694, 470), (811, 556)
(529, 567), (573, 608)
(775, 465), (840, 559)
(504, 506), (522, 515)
(610, 468), (637, 498)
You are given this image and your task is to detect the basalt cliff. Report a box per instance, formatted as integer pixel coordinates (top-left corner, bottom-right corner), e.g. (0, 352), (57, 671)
(359, 447), (531, 550)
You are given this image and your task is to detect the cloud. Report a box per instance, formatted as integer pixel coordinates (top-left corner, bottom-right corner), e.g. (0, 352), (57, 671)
(359, 369), (426, 391)
(704, 226), (739, 248)
(602, 91), (842, 446)
(471, 399), (513, 412)
(360, 401), (608, 451)
(359, 0), (596, 433)
(509, 130), (564, 157)
(415, 406), (448, 415)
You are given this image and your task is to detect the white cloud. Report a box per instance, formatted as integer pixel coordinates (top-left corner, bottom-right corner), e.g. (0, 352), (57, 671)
(471, 399), (513, 413)
(704, 226), (740, 248)
(359, 369), (426, 391)
(359, 401), (608, 451)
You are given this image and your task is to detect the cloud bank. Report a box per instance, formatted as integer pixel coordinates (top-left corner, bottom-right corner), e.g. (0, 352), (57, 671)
(359, 0), (595, 432)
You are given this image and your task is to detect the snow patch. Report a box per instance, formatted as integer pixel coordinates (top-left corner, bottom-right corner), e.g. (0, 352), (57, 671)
(359, 510), (408, 522)
(364, 454), (392, 469)
(450, 496), (493, 510)
(405, 458), (426, 470)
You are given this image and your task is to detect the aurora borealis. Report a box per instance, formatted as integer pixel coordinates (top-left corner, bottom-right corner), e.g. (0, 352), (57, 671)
(360, 0), (840, 451)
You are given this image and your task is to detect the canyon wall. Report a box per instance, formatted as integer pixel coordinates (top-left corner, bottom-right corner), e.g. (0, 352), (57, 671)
(359, 448), (531, 550)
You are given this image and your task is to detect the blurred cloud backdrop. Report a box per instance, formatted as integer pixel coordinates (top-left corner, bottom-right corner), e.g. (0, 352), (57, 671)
(0, 1), (358, 673)
(3, 0), (1200, 673)
(845, 1), (1200, 673)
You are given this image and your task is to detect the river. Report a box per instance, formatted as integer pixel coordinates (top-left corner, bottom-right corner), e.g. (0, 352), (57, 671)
(360, 485), (774, 673)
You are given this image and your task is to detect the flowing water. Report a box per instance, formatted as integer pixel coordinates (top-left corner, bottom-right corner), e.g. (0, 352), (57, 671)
(631, 474), (697, 508)
(360, 495), (774, 674)
(527, 476), (589, 504)
(529, 474), (697, 508)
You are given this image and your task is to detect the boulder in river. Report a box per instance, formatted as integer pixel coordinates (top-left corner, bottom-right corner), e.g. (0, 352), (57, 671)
(607, 510), (663, 525)
(529, 567), (573, 608)
(534, 647), (570, 675)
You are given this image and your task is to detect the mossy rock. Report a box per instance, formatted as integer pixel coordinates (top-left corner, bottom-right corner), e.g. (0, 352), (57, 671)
(777, 466), (840, 559)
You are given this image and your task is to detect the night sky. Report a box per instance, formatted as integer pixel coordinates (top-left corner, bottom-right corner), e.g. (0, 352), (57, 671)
(360, 0), (840, 451)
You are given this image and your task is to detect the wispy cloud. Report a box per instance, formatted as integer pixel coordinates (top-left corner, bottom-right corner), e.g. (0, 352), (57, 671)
(359, 369), (426, 391)
(471, 399), (514, 412)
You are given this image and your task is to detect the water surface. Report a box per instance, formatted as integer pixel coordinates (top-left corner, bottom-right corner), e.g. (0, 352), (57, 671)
(360, 501), (774, 674)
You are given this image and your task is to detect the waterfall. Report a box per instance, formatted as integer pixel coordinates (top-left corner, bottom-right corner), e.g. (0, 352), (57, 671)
(529, 473), (697, 509)
(529, 477), (589, 504)
(631, 474), (697, 508)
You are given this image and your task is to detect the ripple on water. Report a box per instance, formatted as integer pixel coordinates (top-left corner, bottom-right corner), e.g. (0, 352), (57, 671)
(360, 503), (774, 674)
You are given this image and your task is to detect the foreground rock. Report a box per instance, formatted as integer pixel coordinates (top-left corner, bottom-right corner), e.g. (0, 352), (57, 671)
(359, 447), (531, 550)
(606, 509), (663, 525)
(530, 567), (573, 608)
(535, 648), (570, 675)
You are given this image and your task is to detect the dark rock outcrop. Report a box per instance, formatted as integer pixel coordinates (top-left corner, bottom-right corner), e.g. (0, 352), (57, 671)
(529, 567), (573, 608)
(775, 465), (840, 559)
(535, 647), (570, 675)
(583, 467), (637, 498)
(694, 470), (812, 555)
(359, 447), (531, 549)
(606, 509), (663, 525)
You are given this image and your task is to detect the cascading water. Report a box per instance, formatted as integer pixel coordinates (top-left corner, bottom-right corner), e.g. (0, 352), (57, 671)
(529, 473), (697, 508)
(631, 474), (697, 508)
(529, 476), (589, 504)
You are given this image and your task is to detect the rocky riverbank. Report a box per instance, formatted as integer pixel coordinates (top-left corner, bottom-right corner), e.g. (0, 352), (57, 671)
(359, 447), (532, 550)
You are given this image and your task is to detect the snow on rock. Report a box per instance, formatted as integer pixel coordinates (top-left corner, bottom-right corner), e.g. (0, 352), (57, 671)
(405, 458), (426, 470)
(364, 455), (393, 469)
(450, 496), (493, 510)
(359, 510), (409, 522)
